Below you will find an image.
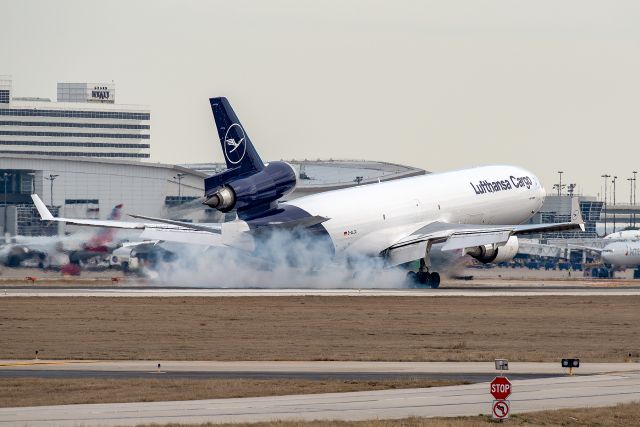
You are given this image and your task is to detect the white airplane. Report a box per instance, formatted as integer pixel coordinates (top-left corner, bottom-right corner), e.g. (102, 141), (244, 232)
(603, 229), (640, 240)
(572, 230), (640, 270)
(598, 241), (640, 267)
(31, 97), (584, 287)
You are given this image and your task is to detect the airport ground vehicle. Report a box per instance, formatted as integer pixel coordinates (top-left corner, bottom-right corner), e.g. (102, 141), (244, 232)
(110, 242), (175, 274)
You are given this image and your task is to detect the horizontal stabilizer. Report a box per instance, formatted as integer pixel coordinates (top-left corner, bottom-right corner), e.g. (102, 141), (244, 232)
(139, 228), (223, 246)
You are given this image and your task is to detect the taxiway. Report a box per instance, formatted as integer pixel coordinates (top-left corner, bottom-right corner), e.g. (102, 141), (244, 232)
(1, 371), (639, 426)
(3, 284), (640, 297)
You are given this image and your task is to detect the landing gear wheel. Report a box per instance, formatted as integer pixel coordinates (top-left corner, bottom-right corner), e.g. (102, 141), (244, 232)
(405, 270), (440, 288)
(406, 271), (418, 287)
(428, 272), (440, 288)
(417, 271), (429, 285)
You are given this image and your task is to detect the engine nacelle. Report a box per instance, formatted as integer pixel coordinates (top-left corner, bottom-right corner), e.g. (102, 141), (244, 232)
(467, 236), (519, 264)
(204, 161), (297, 213)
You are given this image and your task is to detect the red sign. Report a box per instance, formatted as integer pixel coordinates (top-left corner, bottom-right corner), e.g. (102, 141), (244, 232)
(490, 376), (512, 400)
(492, 400), (510, 419)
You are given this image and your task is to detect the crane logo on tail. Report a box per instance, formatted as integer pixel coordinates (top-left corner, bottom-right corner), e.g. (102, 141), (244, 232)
(224, 123), (247, 165)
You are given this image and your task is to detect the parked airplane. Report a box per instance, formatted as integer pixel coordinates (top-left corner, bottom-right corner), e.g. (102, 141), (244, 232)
(519, 227), (640, 278)
(1, 203), (126, 270)
(603, 229), (640, 240)
(31, 97), (584, 287)
(597, 241), (640, 267)
(573, 234), (640, 277)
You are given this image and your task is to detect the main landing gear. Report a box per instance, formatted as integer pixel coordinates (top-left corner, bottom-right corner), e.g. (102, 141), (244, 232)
(406, 244), (440, 289)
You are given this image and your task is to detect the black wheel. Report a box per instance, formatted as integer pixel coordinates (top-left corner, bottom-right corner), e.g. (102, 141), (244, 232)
(417, 271), (429, 285)
(122, 262), (130, 273)
(7, 255), (21, 267)
(405, 271), (418, 287)
(428, 272), (440, 288)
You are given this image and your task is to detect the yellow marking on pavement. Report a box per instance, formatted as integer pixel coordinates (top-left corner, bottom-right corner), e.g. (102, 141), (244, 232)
(0, 360), (99, 367)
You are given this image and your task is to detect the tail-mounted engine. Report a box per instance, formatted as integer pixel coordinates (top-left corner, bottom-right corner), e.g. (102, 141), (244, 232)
(204, 161), (297, 215)
(467, 236), (519, 264)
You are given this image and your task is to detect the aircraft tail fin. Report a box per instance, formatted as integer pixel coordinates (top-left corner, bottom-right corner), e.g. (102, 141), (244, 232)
(570, 196), (586, 231)
(209, 97), (264, 175)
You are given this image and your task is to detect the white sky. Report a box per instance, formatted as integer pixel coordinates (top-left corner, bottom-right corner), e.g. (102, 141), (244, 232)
(2, 0), (640, 197)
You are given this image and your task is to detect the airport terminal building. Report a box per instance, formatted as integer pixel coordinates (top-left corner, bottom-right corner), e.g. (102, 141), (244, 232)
(0, 154), (208, 236)
(0, 77), (150, 159)
(1, 155), (425, 237)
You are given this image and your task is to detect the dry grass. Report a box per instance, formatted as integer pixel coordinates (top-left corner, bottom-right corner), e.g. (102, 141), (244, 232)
(0, 377), (462, 408)
(133, 402), (640, 426)
(1, 296), (639, 361)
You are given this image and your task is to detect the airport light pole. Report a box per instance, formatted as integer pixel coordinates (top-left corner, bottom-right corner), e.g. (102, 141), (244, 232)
(174, 173), (186, 205)
(634, 171), (638, 227)
(45, 174), (59, 207)
(557, 171), (564, 196)
(612, 176), (617, 233)
(601, 174), (610, 236)
(627, 178), (633, 227)
(2, 172), (10, 208)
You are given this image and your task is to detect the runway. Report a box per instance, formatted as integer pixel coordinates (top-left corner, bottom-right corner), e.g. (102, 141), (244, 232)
(2, 371), (639, 426)
(3, 360), (638, 374)
(3, 284), (640, 297)
(0, 369), (560, 382)
(1, 360), (637, 381)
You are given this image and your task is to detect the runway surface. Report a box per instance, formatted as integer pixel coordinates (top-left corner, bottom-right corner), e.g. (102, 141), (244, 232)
(3, 284), (640, 297)
(2, 371), (639, 426)
(1, 360), (637, 380)
(3, 360), (638, 374)
(0, 369), (557, 382)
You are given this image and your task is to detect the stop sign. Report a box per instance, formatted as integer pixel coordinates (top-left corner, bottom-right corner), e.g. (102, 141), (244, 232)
(490, 376), (512, 400)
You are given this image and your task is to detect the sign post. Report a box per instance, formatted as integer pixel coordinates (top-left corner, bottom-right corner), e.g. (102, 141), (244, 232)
(562, 358), (580, 376)
(490, 376), (512, 420)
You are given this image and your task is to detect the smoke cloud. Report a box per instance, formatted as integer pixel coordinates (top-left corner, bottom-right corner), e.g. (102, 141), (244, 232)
(149, 228), (410, 288)
(3, 229), (470, 288)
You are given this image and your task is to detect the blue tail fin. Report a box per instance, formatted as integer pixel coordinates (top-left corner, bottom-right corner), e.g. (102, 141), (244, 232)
(210, 97), (264, 174)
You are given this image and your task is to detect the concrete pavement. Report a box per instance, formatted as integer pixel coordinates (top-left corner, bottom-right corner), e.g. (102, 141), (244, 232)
(1, 360), (639, 375)
(3, 286), (640, 297)
(1, 371), (639, 426)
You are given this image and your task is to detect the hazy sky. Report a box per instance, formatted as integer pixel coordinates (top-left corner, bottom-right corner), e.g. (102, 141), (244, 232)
(3, 0), (640, 197)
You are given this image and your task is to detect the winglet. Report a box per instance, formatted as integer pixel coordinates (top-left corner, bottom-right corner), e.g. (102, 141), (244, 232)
(31, 194), (54, 221)
(570, 196), (586, 231)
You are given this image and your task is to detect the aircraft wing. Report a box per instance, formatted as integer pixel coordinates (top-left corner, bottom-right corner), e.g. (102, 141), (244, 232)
(568, 244), (603, 254)
(31, 195), (326, 248)
(382, 197), (584, 266)
(128, 213), (222, 234)
(31, 194), (224, 246)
